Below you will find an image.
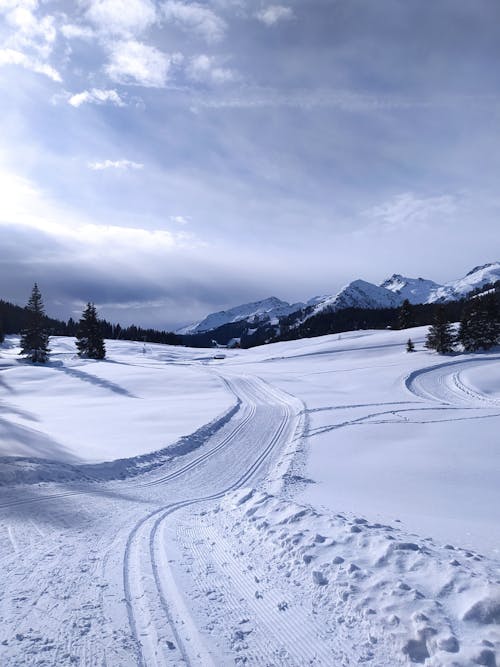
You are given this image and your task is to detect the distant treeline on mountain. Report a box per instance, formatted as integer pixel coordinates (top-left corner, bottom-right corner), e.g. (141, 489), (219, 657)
(0, 299), (181, 346)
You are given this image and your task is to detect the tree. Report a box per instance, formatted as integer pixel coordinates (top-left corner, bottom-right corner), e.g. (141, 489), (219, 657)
(398, 299), (414, 329)
(406, 338), (415, 352)
(425, 306), (455, 354)
(76, 303), (106, 359)
(457, 294), (500, 351)
(20, 283), (50, 363)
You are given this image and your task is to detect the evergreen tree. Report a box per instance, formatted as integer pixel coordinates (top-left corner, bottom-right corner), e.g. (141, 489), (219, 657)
(457, 300), (482, 351)
(398, 299), (414, 329)
(0, 318), (4, 344)
(20, 283), (50, 363)
(480, 293), (500, 350)
(425, 306), (455, 354)
(76, 303), (106, 359)
(457, 295), (500, 351)
(406, 338), (415, 352)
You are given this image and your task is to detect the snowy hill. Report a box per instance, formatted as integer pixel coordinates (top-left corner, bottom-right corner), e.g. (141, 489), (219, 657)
(380, 274), (441, 304)
(178, 296), (303, 334)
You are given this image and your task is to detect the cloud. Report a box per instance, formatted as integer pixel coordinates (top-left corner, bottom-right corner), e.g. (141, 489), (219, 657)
(162, 1), (227, 43)
(1, 1), (57, 58)
(256, 5), (294, 26)
(105, 40), (181, 87)
(60, 23), (96, 40)
(84, 0), (157, 37)
(0, 47), (61, 81)
(68, 88), (125, 107)
(87, 159), (144, 170)
(363, 192), (457, 232)
(186, 54), (236, 84)
(170, 215), (190, 225)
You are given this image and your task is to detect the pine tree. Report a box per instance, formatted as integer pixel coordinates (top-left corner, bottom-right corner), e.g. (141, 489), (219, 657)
(457, 295), (500, 351)
(425, 306), (455, 354)
(76, 303), (106, 359)
(406, 338), (415, 352)
(398, 299), (414, 329)
(20, 283), (50, 363)
(479, 293), (500, 350)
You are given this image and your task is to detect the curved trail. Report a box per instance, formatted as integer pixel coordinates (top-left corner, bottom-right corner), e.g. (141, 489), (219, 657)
(120, 372), (329, 666)
(406, 355), (500, 406)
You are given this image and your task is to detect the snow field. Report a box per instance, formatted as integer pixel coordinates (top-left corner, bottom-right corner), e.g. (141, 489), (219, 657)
(0, 328), (498, 665)
(0, 336), (234, 474)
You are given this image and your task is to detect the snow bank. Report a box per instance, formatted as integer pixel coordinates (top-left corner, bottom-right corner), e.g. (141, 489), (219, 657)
(210, 488), (499, 666)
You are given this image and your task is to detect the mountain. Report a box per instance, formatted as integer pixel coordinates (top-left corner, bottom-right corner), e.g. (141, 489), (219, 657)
(380, 275), (441, 304)
(427, 262), (500, 303)
(177, 296), (304, 335)
(305, 279), (401, 319)
(179, 262), (500, 345)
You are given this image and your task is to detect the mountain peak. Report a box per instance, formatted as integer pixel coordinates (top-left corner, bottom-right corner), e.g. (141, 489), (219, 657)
(465, 262), (500, 277)
(178, 296), (303, 334)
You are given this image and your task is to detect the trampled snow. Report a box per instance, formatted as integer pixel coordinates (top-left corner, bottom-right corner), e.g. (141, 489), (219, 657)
(0, 330), (498, 665)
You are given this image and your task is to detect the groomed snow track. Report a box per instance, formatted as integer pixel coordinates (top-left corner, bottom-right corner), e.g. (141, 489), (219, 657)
(0, 372), (337, 666)
(405, 355), (500, 407)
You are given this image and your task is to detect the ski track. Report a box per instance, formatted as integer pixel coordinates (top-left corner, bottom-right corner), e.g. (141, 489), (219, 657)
(1, 355), (499, 665)
(122, 374), (299, 666)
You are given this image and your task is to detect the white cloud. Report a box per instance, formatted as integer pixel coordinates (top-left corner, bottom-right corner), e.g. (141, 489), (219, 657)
(363, 192), (457, 232)
(162, 1), (226, 43)
(87, 159), (144, 170)
(0, 47), (61, 81)
(2, 1), (57, 59)
(105, 40), (180, 87)
(256, 5), (294, 26)
(84, 0), (157, 37)
(187, 54), (235, 84)
(68, 88), (125, 107)
(61, 23), (96, 40)
(170, 215), (190, 225)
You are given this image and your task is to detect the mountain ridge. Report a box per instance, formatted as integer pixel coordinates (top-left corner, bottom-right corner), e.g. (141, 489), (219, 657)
(178, 261), (500, 338)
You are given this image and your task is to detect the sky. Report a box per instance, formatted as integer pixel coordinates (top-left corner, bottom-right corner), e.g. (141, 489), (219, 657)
(1, 0), (500, 329)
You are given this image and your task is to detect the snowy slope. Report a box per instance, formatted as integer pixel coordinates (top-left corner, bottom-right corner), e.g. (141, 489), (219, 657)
(177, 296), (303, 334)
(0, 336), (234, 469)
(380, 274), (441, 303)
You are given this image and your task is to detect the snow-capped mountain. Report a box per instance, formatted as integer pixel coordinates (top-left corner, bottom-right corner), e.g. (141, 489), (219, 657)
(381, 262), (500, 305)
(305, 279), (401, 318)
(178, 296), (304, 335)
(380, 274), (441, 304)
(179, 262), (500, 338)
(428, 262), (500, 303)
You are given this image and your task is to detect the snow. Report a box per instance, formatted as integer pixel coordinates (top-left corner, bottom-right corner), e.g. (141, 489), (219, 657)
(0, 336), (234, 465)
(0, 329), (498, 665)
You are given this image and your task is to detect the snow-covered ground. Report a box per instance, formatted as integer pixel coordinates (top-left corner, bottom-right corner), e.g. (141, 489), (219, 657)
(0, 330), (498, 665)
